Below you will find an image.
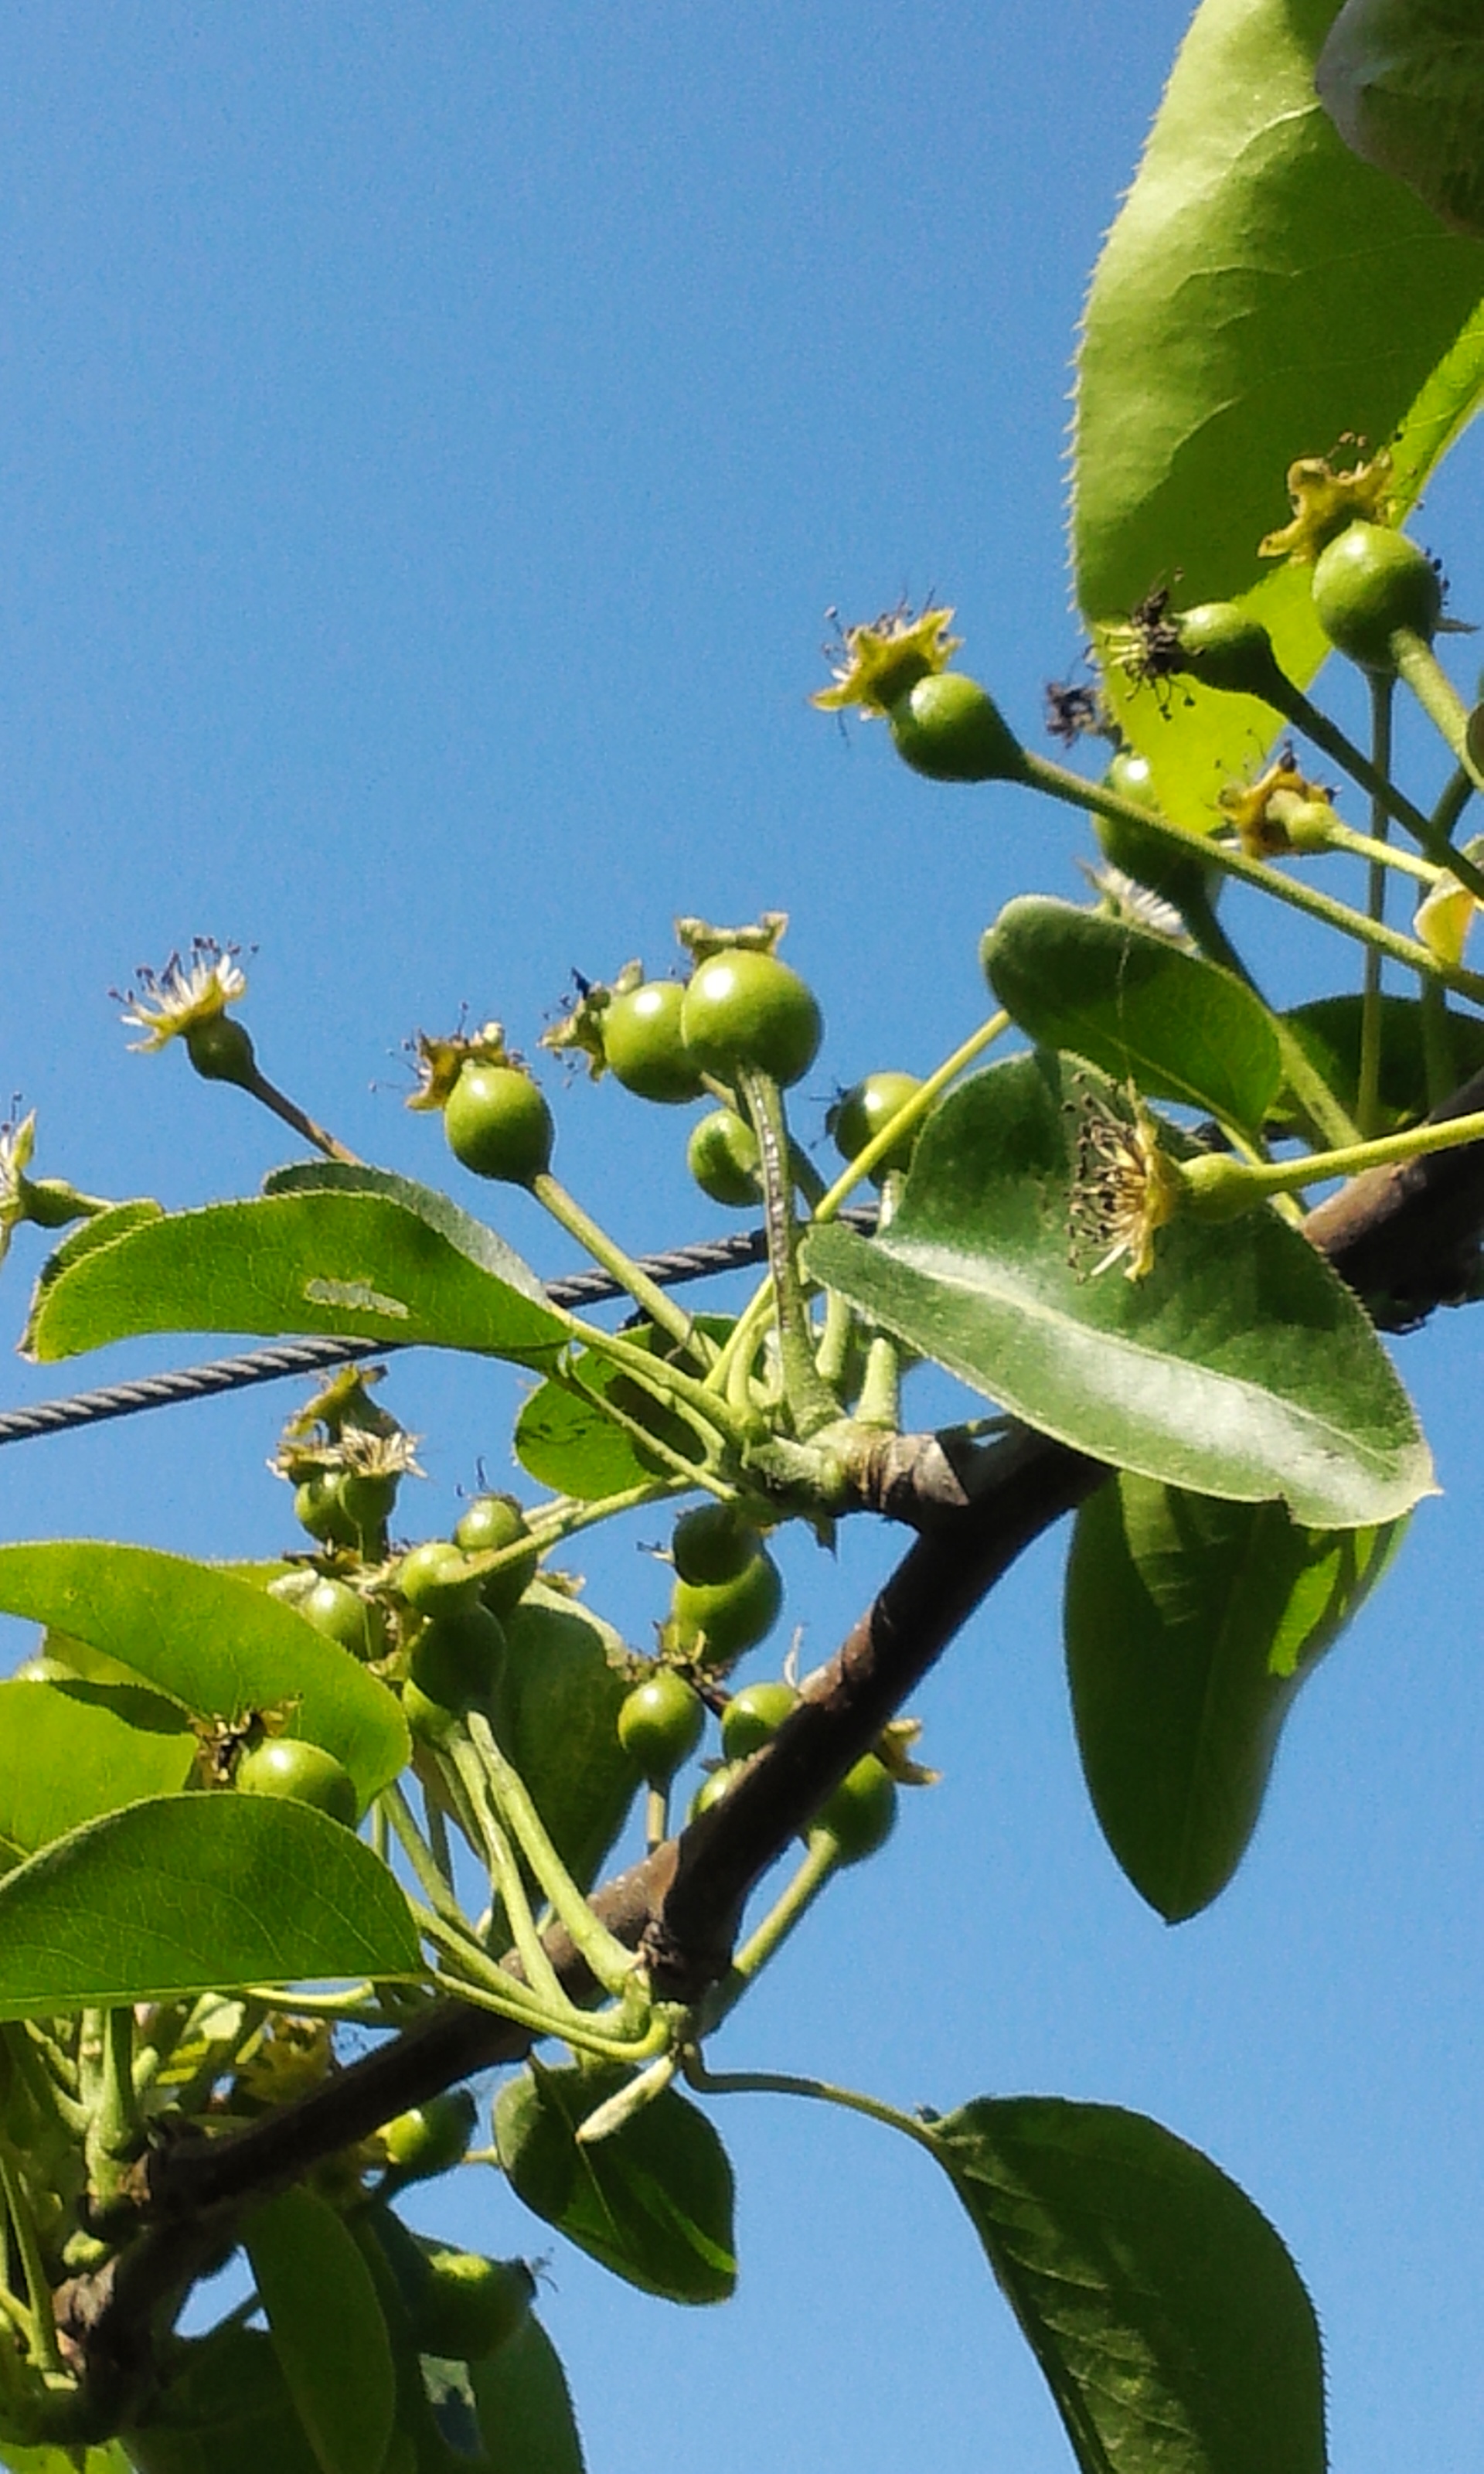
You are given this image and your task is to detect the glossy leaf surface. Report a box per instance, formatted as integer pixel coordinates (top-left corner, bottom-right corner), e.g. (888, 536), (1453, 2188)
(491, 1589), (642, 1890)
(0, 1676), (196, 1869)
(0, 1795), (420, 2017)
(494, 2061), (736, 2304)
(926, 2097), (1325, 2474)
(982, 898), (1281, 1131)
(243, 2186), (396, 2474)
(471, 2319), (587, 2474)
(0, 1543), (407, 1807)
(1066, 1476), (1405, 1917)
(1073, 0), (1484, 826)
(25, 1185), (565, 1364)
(0, 2448), (132, 2473)
(803, 1056), (1432, 1526)
(1319, 0), (1484, 237)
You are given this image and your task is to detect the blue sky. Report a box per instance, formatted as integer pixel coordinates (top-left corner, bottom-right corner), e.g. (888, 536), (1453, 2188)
(2, 6), (1482, 2469)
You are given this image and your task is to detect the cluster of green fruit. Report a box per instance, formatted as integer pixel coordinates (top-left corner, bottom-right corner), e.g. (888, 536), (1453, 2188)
(614, 1504), (896, 1866)
(432, 935), (923, 1208)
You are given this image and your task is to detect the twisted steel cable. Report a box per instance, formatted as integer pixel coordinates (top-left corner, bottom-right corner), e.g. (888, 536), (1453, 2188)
(0, 1209), (876, 1448)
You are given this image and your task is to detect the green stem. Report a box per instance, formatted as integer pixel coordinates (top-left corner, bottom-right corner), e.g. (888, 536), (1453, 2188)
(85, 2008), (141, 2202)
(244, 1064), (361, 1165)
(532, 1172), (716, 1370)
(1431, 763), (1475, 847)
(0, 2138), (60, 2373)
(443, 1733), (574, 2017)
(1183, 1101), (1484, 1212)
(380, 1781), (468, 1931)
(464, 1709), (639, 1999)
(556, 1311), (748, 1456)
(736, 1066), (841, 1440)
(1272, 673), (1484, 900)
(855, 1334), (902, 1430)
(1358, 676), (1394, 1139)
(1026, 751), (1484, 1005)
(685, 2058), (936, 2158)
(1392, 628), (1484, 794)
(1273, 1020), (1363, 1151)
(698, 1833), (842, 2035)
(1317, 819), (1437, 886)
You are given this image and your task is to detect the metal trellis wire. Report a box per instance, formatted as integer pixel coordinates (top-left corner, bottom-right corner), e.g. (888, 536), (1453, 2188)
(0, 1209), (878, 1450)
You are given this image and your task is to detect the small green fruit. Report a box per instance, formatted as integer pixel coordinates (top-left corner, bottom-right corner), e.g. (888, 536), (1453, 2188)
(681, 951), (823, 1089)
(720, 1678), (798, 1760)
(235, 1739), (358, 1828)
(672, 1548), (783, 1667)
(686, 1108), (762, 1207)
(813, 1754), (897, 1863)
(671, 1501), (757, 1586)
(617, 1671), (706, 1784)
(397, 1541), (484, 1619)
(887, 673), (1024, 782)
(454, 1494), (540, 1614)
(603, 980), (704, 1103)
(380, 2087), (478, 2181)
(444, 1063), (555, 1184)
(407, 1604), (508, 1715)
(1312, 523), (1442, 672)
(410, 2248), (535, 2363)
(829, 1072), (923, 1181)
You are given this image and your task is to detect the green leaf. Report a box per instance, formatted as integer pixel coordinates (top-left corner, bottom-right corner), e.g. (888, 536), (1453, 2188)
(243, 2186), (397, 2474)
(0, 1543), (407, 1808)
(123, 2326), (324, 2474)
(490, 1587), (642, 1890)
(24, 1188), (567, 1364)
(1065, 1475), (1405, 1918)
(801, 1055), (1433, 1527)
(494, 2061), (736, 2305)
(0, 1677), (196, 1869)
(0, 1794), (420, 2017)
(1280, 993), (1484, 1129)
(982, 899), (1282, 1133)
(924, 2096), (1326, 2474)
(1319, 0), (1484, 238)
(264, 1157), (552, 1299)
(515, 1316), (733, 1499)
(471, 2318), (587, 2474)
(1073, 0), (1484, 826)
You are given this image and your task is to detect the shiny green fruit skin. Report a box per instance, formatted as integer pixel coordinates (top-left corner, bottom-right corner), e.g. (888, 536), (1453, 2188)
(1173, 602), (1288, 700)
(183, 1013), (257, 1087)
(814, 1753), (897, 1863)
(408, 1604), (507, 1714)
(617, 1671), (706, 1784)
(830, 1072), (923, 1181)
(681, 952), (822, 1089)
(294, 1575), (388, 1661)
(381, 2087), (478, 2180)
(410, 2248), (535, 2363)
(687, 1760), (744, 1822)
(686, 1108), (762, 1207)
(887, 672), (1023, 782)
(454, 1494), (540, 1614)
(1093, 751), (1215, 912)
(336, 1467), (400, 1539)
(603, 981), (704, 1103)
(292, 1470), (358, 1549)
(720, 1678), (798, 1760)
(672, 1549), (783, 1667)
(444, 1063), (554, 1184)
(1312, 523), (1442, 671)
(671, 1501), (757, 1586)
(235, 1738), (358, 1827)
(398, 1540), (484, 1618)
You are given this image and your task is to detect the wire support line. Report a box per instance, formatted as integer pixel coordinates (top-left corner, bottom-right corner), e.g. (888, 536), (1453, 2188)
(0, 1208), (876, 1450)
